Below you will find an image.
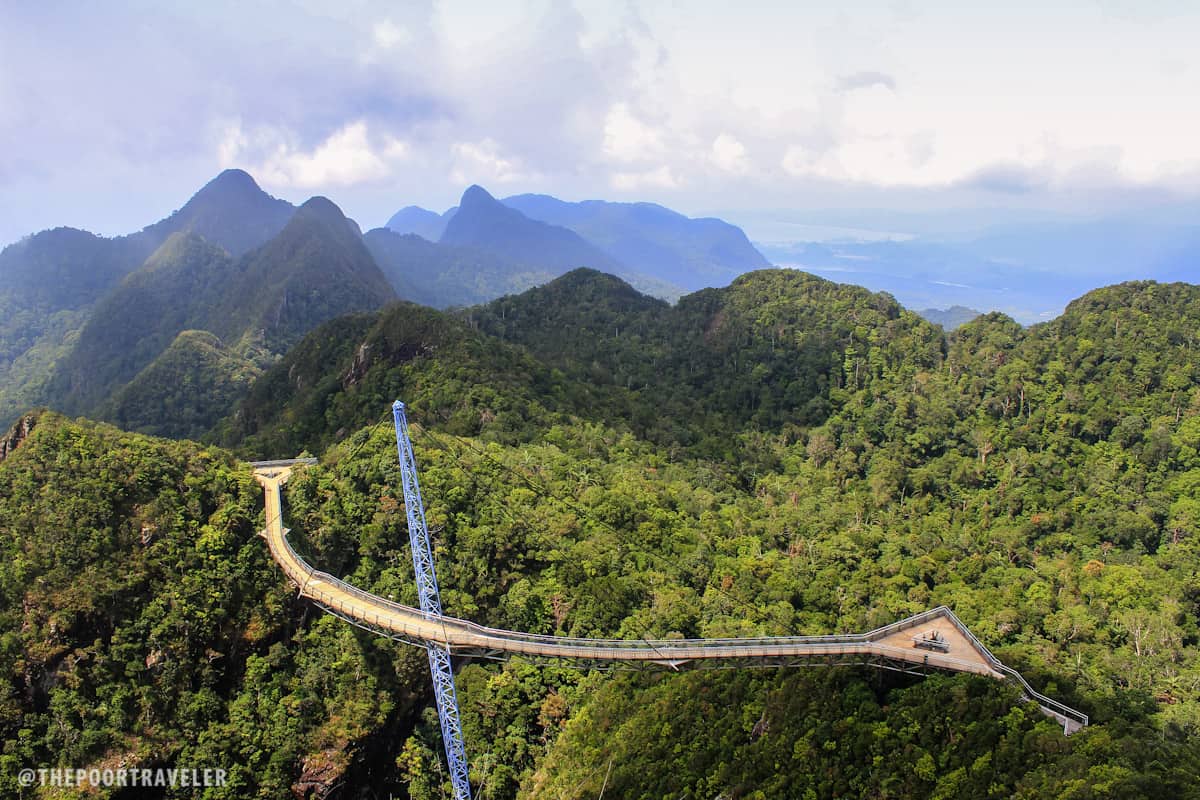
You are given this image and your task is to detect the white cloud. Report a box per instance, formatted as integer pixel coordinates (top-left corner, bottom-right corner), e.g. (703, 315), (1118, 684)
(840, 84), (904, 139)
(450, 138), (528, 185)
(7, 0), (1200, 247)
(782, 136), (937, 186)
(217, 124), (247, 168)
(833, 137), (929, 184)
(382, 137), (409, 160)
(835, 71), (897, 93)
(372, 19), (412, 49)
(780, 144), (825, 179)
(602, 103), (665, 163)
(219, 120), (407, 189)
(611, 165), (679, 191)
(710, 133), (748, 174)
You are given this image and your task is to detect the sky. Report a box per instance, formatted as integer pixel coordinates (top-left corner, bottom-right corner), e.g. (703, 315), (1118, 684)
(2, 0), (1199, 247)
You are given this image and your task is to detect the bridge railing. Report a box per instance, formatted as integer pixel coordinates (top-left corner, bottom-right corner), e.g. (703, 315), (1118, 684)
(268, 525), (443, 639)
(262, 472), (985, 653)
(260, 471), (1087, 729)
(440, 604), (957, 652)
(249, 458), (319, 468)
(992, 663), (1089, 726)
(270, 528), (994, 658)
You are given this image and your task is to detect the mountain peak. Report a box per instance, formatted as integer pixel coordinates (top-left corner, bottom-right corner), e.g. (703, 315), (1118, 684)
(460, 184), (499, 208)
(297, 195), (346, 219)
(438, 186), (674, 293)
(206, 168), (260, 191)
(138, 170), (295, 257)
(187, 169), (271, 208)
(385, 206), (451, 241)
(541, 268), (662, 307)
(293, 196), (362, 239)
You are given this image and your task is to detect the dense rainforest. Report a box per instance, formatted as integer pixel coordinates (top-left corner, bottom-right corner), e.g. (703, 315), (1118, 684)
(1, 270), (1199, 798)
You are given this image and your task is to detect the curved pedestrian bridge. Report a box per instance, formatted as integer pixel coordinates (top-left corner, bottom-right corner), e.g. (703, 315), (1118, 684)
(253, 462), (1087, 733)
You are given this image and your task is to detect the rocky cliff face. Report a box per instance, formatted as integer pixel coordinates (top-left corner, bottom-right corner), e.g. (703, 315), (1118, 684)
(0, 411), (37, 463)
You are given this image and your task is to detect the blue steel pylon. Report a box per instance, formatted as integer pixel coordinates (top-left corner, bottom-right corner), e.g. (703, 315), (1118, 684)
(392, 401), (472, 800)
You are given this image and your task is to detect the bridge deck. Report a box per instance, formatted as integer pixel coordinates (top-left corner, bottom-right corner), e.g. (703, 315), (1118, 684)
(253, 466), (1086, 733)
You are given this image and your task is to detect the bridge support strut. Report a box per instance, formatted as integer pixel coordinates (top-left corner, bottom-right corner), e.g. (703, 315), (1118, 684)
(393, 401), (472, 800)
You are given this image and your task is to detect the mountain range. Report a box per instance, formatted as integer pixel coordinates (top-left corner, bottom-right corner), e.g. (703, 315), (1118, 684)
(0, 169), (297, 426)
(2, 167), (1195, 445)
(384, 186), (770, 294)
(0, 170), (774, 432)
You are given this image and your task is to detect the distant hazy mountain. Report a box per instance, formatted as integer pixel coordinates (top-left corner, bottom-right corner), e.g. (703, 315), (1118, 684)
(46, 233), (238, 415)
(136, 168), (295, 257)
(503, 193), (769, 290)
(37, 194), (394, 430)
(0, 170), (298, 426)
(439, 185), (683, 299)
(384, 189), (767, 294)
(364, 228), (556, 308)
(917, 306), (982, 330)
(442, 185), (622, 271)
(385, 205), (456, 241)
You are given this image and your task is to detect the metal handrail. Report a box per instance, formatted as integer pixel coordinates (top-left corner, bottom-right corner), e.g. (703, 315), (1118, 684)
(273, 529), (994, 661)
(258, 469), (1087, 730)
(992, 663), (1089, 725)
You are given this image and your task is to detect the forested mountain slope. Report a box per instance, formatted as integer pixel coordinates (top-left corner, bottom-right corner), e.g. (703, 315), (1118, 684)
(0, 170), (295, 428)
(102, 330), (262, 440)
(45, 233), (240, 415)
(7, 378), (1200, 799)
(363, 228), (557, 309)
(2, 271), (1199, 798)
(40, 196), (395, 434)
(218, 302), (598, 458)
(0, 412), (433, 798)
(471, 268), (945, 454)
(222, 268), (945, 462)
(211, 196), (395, 354)
(0, 229), (155, 424)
